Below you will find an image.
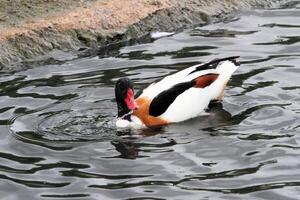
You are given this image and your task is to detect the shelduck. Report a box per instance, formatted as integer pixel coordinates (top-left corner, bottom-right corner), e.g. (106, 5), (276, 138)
(115, 56), (240, 128)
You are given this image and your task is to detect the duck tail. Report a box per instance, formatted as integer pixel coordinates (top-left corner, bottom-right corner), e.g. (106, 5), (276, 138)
(216, 56), (240, 79)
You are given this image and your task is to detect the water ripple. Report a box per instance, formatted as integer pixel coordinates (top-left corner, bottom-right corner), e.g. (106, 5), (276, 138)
(0, 4), (300, 200)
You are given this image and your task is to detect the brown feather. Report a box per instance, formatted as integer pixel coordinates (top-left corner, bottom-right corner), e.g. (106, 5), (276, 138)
(194, 73), (219, 88)
(133, 97), (168, 127)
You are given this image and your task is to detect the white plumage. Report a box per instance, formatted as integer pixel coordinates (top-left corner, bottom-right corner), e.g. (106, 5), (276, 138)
(154, 60), (238, 122)
(115, 57), (240, 128)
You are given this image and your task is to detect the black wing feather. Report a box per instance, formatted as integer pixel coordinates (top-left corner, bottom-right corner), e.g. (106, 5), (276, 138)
(189, 56), (240, 75)
(148, 56), (239, 117)
(149, 81), (195, 117)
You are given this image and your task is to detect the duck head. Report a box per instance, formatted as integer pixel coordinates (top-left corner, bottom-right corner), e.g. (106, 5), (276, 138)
(115, 78), (137, 120)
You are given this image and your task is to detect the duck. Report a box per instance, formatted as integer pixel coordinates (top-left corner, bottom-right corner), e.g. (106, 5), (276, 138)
(115, 56), (240, 128)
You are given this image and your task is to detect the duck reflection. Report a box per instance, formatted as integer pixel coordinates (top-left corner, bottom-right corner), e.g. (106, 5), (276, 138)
(111, 140), (139, 159)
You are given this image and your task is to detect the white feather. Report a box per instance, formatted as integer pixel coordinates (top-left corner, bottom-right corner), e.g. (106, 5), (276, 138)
(216, 60), (239, 79)
(143, 60), (239, 123)
(160, 87), (212, 122)
(117, 58), (240, 128)
(140, 63), (216, 99)
(116, 116), (146, 129)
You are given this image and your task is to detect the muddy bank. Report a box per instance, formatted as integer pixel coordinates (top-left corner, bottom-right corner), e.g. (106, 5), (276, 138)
(0, 0), (289, 70)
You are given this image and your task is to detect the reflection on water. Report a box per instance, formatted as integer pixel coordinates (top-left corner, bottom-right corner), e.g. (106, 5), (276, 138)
(0, 3), (300, 200)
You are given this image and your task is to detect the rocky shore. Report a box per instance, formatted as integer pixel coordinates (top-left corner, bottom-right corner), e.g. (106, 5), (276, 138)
(0, 0), (288, 70)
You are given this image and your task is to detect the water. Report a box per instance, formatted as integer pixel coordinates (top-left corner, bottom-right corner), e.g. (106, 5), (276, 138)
(1, 3), (300, 200)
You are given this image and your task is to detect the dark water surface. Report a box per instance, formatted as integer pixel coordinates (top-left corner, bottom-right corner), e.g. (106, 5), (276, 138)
(1, 3), (300, 200)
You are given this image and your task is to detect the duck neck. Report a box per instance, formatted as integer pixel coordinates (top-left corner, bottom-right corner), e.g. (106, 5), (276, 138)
(119, 110), (133, 121)
(118, 105), (132, 121)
